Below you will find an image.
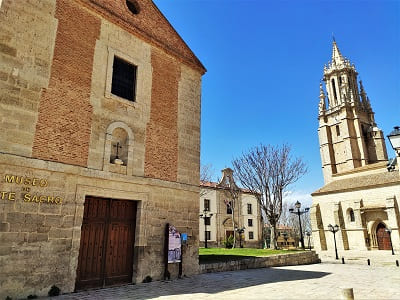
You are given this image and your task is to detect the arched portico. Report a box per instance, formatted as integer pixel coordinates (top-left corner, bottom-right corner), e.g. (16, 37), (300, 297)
(368, 219), (391, 250)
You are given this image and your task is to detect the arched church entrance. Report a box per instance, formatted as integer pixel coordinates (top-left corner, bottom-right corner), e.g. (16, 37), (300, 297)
(222, 218), (234, 240)
(376, 223), (391, 250)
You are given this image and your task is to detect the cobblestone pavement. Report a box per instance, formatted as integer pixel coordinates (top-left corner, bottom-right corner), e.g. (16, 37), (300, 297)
(56, 263), (400, 300)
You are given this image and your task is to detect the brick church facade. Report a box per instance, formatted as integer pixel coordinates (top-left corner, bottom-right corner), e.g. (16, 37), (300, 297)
(0, 0), (205, 297)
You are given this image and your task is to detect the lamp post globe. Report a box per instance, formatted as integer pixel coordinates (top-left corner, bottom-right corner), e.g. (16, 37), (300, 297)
(289, 201), (309, 250)
(387, 126), (400, 155)
(328, 223), (339, 260)
(199, 210), (213, 248)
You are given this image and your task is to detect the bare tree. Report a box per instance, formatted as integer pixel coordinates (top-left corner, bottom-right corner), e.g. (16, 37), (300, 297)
(200, 163), (215, 197)
(279, 201), (292, 227)
(232, 144), (307, 249)
(200, 163), (215, 183)
(280, 200), (311, 247)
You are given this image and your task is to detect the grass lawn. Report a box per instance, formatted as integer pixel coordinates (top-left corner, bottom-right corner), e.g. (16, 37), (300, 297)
(199, 247), (303, 264)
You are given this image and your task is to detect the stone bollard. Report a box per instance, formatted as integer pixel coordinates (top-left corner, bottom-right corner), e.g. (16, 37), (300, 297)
(341, 288), (354, 300)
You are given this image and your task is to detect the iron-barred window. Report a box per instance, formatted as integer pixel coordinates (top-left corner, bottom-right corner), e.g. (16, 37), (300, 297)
(205, 231), (211, 240)
(249, 231), (254, 239)
(204, 199), (210, 211)
(111, 56), (137, 101)
(247, 203), (252, 215)
(248, 219), (253, 227)
(205, 217), (211, 226)
(349, 209), (355, 222)
(226, 201), (232, 214)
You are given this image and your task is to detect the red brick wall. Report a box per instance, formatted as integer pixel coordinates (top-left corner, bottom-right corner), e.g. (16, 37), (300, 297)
(144, 48), (180, 181)
(83, 0), (205, 74)
(32, 0), (100, 166)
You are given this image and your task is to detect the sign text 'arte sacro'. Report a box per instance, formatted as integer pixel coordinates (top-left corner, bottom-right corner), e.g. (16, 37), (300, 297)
(1, 174), (63, 205)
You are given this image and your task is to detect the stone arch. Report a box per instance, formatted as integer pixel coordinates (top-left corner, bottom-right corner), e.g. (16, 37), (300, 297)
(347, 208), (355, 223)
(103, 121), (134, 175)
(222, 218), (233, 227)
(110, 127), (129, 164)
(368, 219), (389, 249)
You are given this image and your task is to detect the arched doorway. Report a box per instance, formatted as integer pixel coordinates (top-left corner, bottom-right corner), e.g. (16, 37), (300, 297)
(376, 223), (391, 250)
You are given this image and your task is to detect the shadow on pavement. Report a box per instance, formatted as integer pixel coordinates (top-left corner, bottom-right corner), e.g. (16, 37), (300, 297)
(56, 267), (330, 299)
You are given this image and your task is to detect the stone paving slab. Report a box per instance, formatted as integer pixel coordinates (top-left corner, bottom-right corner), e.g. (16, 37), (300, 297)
(55, 263), (400, 299)
(318, 249), (400, 267)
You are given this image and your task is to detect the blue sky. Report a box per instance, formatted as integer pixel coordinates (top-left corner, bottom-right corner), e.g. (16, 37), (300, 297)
(154, 0), (400, 203)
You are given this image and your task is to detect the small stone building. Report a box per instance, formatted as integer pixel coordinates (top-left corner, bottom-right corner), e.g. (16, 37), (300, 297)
(200, 169), (263, 248)
(264, 224), (298, 249)
(0, 0), (205, 298)
(311, 41), (400, 254)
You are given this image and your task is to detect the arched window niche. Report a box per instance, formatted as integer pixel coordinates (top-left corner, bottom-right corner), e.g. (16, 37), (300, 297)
(103, 121), (134, 175)
(347, 208), (355, 223)
(110, 128), (128, 165)
(126, 0), (140, 15)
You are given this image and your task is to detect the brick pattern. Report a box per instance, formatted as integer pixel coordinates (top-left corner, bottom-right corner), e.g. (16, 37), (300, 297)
(0, 0), (204, 298)
(83, 0), (205, 74)
(144, 48), (180, 181)
(32, 0), (101, 166)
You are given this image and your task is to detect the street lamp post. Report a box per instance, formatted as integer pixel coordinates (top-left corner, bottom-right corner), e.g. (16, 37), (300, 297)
(387, 126), (400, 171)
(306, 231), (312, 250)
(283, 232), (288, 249)
(235, 227), (245, 248)
(199, 209), (213, 248)
(387, 126), (400, 155)
(328, 224), (340, 260)
(289, 201), (309, 250)
(385, 227), (395, 255)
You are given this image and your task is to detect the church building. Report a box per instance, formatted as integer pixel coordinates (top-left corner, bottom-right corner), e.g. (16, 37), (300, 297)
(311, 41), (400, 254)
(200, 169), (263, 248)
(0, 0), (205, 298)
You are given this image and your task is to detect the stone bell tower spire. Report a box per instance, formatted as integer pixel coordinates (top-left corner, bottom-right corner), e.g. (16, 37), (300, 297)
(318, 40), (388, 183)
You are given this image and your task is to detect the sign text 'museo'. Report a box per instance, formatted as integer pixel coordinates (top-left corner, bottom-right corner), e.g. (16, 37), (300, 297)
(1, 174), (63, 205)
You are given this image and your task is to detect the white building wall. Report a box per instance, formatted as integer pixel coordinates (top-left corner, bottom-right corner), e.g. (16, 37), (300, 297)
(313, 183), (400, 251)
(199, 189), (217, 242)
(241, 193), (259, 241)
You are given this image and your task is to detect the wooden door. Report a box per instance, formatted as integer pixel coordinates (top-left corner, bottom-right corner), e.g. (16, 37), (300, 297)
(104, 200), (136, 286)
(376, 223), (391, 250)
(76, 197), (136, 290)
(226, 230), (234, 239)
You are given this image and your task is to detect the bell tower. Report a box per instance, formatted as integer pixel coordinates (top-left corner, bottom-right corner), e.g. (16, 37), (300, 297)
(318, 40), (388, 183)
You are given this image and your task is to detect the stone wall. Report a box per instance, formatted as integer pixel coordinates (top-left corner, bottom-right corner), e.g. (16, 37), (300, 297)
(200, 186), (263, 248)
(312, 165), (400, 254)
(199, 251), (320, 273)
(0, 0), (204, 299)
(0, 154), (200, 298)
(0, 0), (57, 158)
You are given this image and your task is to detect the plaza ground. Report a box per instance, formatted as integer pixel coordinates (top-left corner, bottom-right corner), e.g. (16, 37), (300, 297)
(55, 262), (400, 299)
